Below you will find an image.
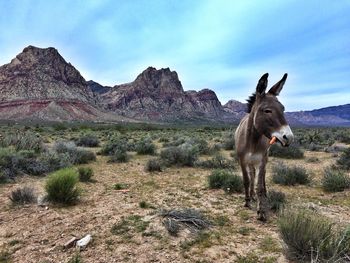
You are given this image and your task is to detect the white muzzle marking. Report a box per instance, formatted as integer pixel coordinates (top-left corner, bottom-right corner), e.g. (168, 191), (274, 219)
(271, 125), (294, 146)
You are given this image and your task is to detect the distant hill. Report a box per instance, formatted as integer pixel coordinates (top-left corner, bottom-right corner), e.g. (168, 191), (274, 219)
(286, 104), (350, 126)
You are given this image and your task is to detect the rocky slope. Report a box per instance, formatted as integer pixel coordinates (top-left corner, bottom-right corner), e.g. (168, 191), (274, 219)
(0, 46), (125, 122)
(86, 80), (111, 95)
(100, 67), (237, 122)
(286, 104), (350, 126)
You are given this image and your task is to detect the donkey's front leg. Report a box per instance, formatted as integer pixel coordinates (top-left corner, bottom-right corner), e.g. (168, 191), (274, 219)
(257, 158), (268, 221)
(240, 162), (251, 208)
(248, 165), (256, 201)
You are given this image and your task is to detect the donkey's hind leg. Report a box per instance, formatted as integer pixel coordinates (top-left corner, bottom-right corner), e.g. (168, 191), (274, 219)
(257, 159), (268, 221)
(240, 161), (251, 208)
(248, 165), (256, 201)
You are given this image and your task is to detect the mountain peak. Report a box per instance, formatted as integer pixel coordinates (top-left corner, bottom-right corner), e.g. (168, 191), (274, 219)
(134, 66), (183, 93)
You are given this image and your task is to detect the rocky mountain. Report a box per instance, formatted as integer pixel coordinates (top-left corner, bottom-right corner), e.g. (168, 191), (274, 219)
(223, 100), (247, 113)
(0, 46), (126, 122)
(0, 45), (348, 126)
(86, 80), (111, 95)
(100, 67), (237, 122)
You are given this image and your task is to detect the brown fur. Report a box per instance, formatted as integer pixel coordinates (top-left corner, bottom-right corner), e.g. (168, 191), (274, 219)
(235, 73), (293, 221)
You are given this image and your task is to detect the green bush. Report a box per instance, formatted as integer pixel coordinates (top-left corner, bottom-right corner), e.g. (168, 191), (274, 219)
(272, 163), (310, 186)
(76, 134), (100, 147)
(135, 137), (156, 155)
(78, 167), (94, 182)
(39, 151), (71, 172)
(208, 169), (243, 193)
(160, 144), (198, 167)
(269, 144), (304, 159)
(9, 186), (37, 205)
(268, 190), (286, 212)
(0, 148), (21, 180)
(17, 157), (49, 176)
(0, 131), (44, 153)
(74, 149), (96, 164)
(100, 138), (128, 156)
(222, 133), (235, 150)
(108, 149), (129, 163)
(45, 168), (80, 205)
(188, 137), (210, 155)
(196, 153), (235, 169)
(52, 141), (96, 164)
(337, 148), (350, 170)
(322, 168), (350, 192)
(145, 158), (162, 172)
(278, 209), (350, 262)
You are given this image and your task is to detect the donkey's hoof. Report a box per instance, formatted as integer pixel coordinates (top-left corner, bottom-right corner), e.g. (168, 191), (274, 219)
(257, 211), (268, 222)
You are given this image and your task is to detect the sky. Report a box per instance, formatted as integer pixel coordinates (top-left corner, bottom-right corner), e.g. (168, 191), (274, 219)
(0, 0), (350, 111)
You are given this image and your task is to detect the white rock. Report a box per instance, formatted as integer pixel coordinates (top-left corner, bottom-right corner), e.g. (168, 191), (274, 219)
(76, 234), (92, 249)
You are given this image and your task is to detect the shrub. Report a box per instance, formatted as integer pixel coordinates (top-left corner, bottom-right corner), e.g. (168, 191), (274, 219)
(0, 148), (21, 180)
(53, 123), (67, 131)
(268, 190), (286, 212)
(0, 131), (44, 153)
(74, 149), (96, 164)
(337, 148), (350, 170)
(145, 158), (162, 172)
(9, 186), (37, 204)
(39, 151), (71, 172)
(208, 169), (243, 193)
(222, 133), (235, 150)
(45, 168), (80, 205)
(278, 209), (350, 262)
(222, 173), (244, 193)
(188, 137), (210, 155)
(18, 158), (49, 176)
(135, 138), (156, 155)
(322, 168), (350, 192)
(76, 134), (100, 147)
(272, 163), (310, 186)
(78, 167), (94, 182)
(196, 153), (235, 169)
(163, 137), (187, 147)
(108, 149), (129, 163)
(160, 144), (198, 167)
(100, 138), (128, 156)
(52, 141), (96, 164)
(269, 144), (304, 159)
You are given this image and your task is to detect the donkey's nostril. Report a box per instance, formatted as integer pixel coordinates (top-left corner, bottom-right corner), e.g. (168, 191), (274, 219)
(283, 135), (288, 140)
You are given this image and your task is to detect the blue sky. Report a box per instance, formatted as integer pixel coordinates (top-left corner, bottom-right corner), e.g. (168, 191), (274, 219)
(1, 0), (350, 111)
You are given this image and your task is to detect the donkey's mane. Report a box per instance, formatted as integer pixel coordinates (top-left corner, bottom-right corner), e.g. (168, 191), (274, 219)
(246, 92), (256, 113)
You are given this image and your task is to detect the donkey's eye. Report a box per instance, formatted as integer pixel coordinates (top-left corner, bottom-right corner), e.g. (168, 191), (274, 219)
(264, 109), (272, 114)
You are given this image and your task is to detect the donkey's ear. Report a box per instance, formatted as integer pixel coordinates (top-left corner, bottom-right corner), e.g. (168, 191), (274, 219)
(268, 73), (288, 96)
(256, 73), (269, 95)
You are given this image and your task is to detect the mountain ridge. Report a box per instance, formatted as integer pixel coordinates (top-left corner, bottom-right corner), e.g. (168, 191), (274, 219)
(0, 45), (349, 126)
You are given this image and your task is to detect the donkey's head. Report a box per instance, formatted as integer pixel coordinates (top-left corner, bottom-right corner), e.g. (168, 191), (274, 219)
(248, 73), (294, 146)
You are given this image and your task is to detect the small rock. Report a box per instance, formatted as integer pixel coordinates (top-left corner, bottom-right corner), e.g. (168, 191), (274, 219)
(76, 234), (92, 250)
(37, 195), (48, 207)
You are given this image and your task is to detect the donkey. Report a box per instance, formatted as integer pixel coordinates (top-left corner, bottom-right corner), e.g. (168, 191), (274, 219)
(235, 73), (294, 221)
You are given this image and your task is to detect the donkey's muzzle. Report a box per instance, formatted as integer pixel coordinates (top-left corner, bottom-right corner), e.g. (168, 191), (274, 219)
(272, 125), (294, 147)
